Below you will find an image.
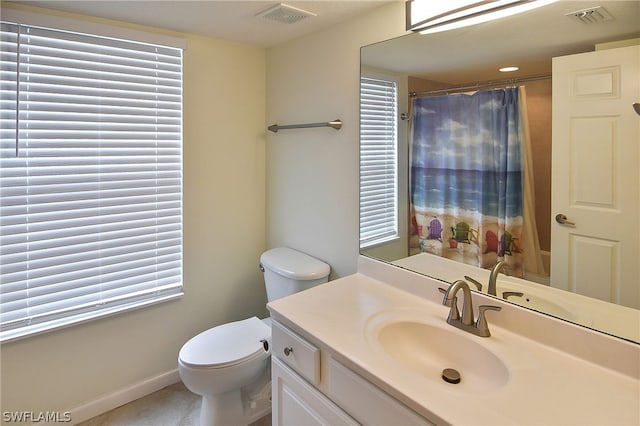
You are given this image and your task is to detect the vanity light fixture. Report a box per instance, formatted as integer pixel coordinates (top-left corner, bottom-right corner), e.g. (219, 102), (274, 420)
(406, 0), (558, 34)
(499, 66), (519, 72)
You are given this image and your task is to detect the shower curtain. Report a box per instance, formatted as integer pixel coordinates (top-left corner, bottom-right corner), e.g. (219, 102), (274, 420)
(409, 87), (544, 277)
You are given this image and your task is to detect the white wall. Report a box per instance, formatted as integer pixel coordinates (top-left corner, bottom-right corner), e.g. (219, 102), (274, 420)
(0, 5), (267, 422)
(266, 2), (407, 278)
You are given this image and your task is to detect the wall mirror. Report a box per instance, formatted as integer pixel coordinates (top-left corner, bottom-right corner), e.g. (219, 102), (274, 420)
(360, 1), (639, 343)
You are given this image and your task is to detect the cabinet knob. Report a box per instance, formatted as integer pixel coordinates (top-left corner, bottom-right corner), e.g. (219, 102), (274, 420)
(284, 347), (293, 356)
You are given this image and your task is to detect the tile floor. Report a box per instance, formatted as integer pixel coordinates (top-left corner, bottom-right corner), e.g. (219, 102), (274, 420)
(77, 382), (271, 426)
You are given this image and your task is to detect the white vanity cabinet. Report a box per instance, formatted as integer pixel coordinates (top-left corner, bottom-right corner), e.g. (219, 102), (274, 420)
(271, 320), (356, 425)
(271, 320), (434, 426)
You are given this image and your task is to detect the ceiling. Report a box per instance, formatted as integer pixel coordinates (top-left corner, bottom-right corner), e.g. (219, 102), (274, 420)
(4, 0), (395, 47)
(5, 1), (639, 78)
(362, 0), (640, 84)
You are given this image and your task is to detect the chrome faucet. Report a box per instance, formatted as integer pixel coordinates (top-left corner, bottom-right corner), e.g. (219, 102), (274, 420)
(442, 279), (502, 337)
(488, 260), (507, 296)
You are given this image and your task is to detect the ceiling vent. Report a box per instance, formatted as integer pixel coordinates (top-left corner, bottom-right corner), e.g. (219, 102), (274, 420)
(565, 6), (613, 24)
(257, 3), (317, 24)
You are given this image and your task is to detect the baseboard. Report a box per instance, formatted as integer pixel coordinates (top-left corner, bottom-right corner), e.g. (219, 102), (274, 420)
(67, 369), (180, 425)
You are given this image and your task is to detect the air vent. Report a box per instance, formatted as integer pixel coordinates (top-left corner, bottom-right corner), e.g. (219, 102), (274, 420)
(566, 6), (613, 24)
(257, 3), (317, 24)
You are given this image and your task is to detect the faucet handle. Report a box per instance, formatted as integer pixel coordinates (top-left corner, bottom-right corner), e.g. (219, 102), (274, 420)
(476, 305), (502, 337)
(502, 291), (524, 300)
(438, 287), (460, 321)
(447, 297), (460, 321)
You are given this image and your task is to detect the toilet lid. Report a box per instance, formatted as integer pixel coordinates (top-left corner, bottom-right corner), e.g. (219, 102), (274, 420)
(179, 317), (271, 368)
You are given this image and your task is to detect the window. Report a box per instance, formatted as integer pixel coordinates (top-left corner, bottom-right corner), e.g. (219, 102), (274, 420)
(359, 77), (398, 248)
(0, 21), (183, 342)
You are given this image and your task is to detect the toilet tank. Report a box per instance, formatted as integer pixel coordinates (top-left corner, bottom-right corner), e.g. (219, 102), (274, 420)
(260, 247), (330, 302)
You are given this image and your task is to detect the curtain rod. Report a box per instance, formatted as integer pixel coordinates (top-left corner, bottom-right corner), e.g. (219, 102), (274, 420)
(410, 74), (552, 98)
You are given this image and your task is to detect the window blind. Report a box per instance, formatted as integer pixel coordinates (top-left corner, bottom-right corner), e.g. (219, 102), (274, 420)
(359, 77), (398, 248)
(0, 22), (183, 342)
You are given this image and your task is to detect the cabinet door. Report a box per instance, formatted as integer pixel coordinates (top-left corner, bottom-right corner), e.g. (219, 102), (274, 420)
(272, 357), (358, 426)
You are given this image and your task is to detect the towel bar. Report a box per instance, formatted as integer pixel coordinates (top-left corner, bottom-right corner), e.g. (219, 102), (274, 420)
(268, 119), (342, 133)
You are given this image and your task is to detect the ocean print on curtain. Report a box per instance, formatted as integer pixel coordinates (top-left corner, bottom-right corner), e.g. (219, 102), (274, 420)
(409, 87), (525, 276)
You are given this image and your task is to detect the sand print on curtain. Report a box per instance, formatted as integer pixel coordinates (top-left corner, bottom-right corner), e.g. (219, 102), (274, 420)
(409, 87), (525, 276)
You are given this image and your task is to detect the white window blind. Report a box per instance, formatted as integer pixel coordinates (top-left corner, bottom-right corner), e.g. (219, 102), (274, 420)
(0, 22), (183, 342)
(359, 77), (398, 248)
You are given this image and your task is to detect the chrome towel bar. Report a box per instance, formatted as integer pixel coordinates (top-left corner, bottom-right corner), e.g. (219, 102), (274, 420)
(268, 119), (342, 133)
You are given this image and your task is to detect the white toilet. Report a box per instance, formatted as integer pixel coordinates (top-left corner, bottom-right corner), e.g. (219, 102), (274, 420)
(178, 247), (330, 426)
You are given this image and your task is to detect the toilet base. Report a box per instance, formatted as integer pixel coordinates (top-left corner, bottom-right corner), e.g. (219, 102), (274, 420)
(201, 391), (244, 426)
(198, 366), (271, 426)
(199, 389), (271, 426)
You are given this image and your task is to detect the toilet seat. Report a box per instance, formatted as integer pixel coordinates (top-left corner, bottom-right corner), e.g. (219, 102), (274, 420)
(179, 317), (270, 369)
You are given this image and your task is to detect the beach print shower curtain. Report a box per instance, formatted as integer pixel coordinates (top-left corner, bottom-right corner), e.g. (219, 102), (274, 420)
(409, 87), (529, 276)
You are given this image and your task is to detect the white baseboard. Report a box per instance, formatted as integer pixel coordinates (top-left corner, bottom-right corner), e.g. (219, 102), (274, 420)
(67, 369), (181, 425)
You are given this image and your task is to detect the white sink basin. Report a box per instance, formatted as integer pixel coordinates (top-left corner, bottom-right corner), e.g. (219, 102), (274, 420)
(368, 316), (509, 392)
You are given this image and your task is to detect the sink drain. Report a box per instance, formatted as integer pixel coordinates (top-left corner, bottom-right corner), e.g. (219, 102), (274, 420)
(442, 368), (461, 384)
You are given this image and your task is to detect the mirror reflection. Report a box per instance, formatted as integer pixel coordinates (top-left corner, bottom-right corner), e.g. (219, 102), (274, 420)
(360, 1), (640, 342)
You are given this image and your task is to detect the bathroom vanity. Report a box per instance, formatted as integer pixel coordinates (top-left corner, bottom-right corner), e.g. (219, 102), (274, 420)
(267, 256), (640, 425)
(271, 319), (430, 425)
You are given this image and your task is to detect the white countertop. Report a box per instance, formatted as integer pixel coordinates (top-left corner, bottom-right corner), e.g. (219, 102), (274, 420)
(268, 269), (640, 425)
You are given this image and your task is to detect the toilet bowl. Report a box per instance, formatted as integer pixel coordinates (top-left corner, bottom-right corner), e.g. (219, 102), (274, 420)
(178, 317), (272, 425)
(178, 247), (330, 426)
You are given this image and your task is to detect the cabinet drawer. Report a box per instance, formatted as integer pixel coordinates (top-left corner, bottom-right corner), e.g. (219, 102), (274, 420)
(272, 320), (320, 385)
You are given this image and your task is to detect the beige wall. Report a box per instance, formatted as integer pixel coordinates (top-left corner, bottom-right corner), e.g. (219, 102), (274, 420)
(265, 2), (407, 278)
(0, 5), (268, 420)
(1, 0), (409, 420)
(525, 80), (552, 253)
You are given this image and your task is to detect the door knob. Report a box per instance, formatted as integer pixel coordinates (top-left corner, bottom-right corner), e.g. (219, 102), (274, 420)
(555, 214), (575, 226)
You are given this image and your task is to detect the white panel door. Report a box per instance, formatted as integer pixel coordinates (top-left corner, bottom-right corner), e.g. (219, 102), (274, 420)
(551, 45), (639, 309)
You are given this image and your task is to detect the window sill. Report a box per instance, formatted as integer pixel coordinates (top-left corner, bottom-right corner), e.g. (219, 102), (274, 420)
(0, 292), (184, 344)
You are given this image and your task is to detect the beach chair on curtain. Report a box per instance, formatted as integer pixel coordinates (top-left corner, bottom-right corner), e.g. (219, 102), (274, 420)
(485, 230), (499, 253)
(499, 231), (519, 256)
(427, 218), (443, 241)
(451, 222), (471, 244)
